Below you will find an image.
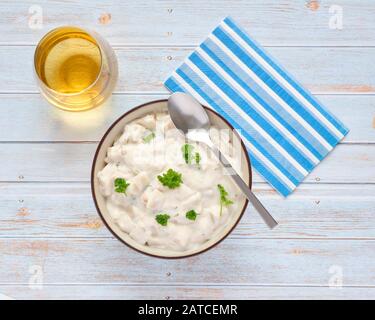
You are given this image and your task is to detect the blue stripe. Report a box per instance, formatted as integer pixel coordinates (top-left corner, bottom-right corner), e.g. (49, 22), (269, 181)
(246, 147), (291, 196)
(200, 42), (324, 162)
(223, 16), (349, 137)
(176, 66), (300, 187)
(189, 52), (313, 173)
(213, 27), (339, 147)
(165, 77), (185, 93)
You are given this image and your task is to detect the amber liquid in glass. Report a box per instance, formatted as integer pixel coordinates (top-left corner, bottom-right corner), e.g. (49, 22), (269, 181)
(34, 27), (117, 111)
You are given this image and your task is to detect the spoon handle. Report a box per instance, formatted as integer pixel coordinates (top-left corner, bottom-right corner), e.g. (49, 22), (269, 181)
(210, 144), (278, 229)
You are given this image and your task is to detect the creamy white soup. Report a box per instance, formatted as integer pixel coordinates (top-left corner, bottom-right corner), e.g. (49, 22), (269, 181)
(97, 112), (244, 252)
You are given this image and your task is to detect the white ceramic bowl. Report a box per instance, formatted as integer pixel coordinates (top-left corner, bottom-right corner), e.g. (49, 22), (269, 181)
(91, 99), (251, 258)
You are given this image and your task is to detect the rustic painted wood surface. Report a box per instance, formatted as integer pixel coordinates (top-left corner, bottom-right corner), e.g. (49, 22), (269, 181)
(0, 0), (374, 300)
(1, 46), (375, 94)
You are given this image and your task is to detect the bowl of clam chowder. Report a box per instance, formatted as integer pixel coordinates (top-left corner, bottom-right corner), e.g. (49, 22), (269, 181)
(91, 100), (251, 258)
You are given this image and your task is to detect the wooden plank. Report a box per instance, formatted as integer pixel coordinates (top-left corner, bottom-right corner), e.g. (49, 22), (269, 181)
(0, 238), (374, 285)
(0, 94), (373, 143)
(0, 94), (168, 142)
(1, 183), (374, 239)
(0, 143), (373, 183)
(0, 285), (374, 300)
(0, 0), (374, 46)
(1, 46), (375, 94)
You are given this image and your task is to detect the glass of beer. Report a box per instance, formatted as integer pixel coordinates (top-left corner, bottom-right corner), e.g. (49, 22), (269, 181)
(34, 26), (118, 111)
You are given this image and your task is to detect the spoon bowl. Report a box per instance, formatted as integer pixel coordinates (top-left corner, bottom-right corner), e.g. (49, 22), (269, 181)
(168, 92), (210, 133)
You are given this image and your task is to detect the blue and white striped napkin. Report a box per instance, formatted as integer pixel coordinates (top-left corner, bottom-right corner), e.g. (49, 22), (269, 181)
(164, 16), (349, 196)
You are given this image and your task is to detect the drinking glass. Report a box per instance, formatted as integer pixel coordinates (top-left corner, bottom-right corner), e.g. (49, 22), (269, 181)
(34, 26), (118, 111)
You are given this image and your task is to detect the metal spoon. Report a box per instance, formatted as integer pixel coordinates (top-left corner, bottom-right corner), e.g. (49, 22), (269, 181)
(168, 92), (278, 229)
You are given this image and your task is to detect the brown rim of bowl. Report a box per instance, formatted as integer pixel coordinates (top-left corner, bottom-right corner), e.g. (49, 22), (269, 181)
(91, 99), (252, 259)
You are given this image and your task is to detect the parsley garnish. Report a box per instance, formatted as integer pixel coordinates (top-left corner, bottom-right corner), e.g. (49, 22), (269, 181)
(195, 152), (201, 168)
(181, 144), (201, 167)
(157, 169), (183, 189)
(156, 214), (170, 226)
(186, 210), (198, 221)
(143, 132), (155, 143)
(217, 184), (234, 215)
(114, 178), (130, 194)
(182, 144), (194, 164)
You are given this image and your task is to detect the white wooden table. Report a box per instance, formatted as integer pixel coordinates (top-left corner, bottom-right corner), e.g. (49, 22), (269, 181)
(0, 0), (374, 300)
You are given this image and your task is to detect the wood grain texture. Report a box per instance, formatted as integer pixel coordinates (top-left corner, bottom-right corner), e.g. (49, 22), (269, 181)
(1, 46), (375, 94)
(0, 143), (373, 183)
(0, 94), (373, 143)
(0, 0), (374, 300)
(1, 285), (374, 300)
(1, 183), (374, 239)
(0, 237), (374, 286)
(0, 0), (374, 46)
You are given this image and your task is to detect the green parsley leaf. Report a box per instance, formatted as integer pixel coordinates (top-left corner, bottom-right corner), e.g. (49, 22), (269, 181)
(157, 169), (183, 189)
(195, 152), (201, 168)
(114, 178), (130, 194)
(143, 132), (155, 143)
(217, 184), (234, 215)
(186, 210), (198, 221)
(181, 144), (201, 167)
(155, 214), (170, 226)
(181, 144), (194, 164)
